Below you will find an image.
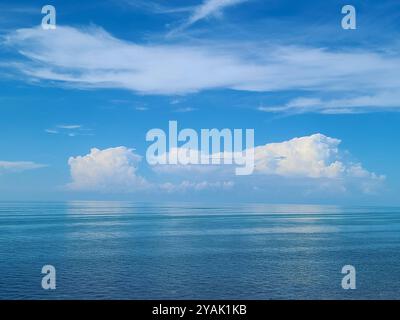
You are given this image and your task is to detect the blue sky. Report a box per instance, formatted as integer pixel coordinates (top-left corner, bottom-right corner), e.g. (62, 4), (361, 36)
(0, 0), (399, 204)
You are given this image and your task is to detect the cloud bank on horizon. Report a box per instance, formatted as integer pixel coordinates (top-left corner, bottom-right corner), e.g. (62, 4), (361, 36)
(66, 133), (384, 195)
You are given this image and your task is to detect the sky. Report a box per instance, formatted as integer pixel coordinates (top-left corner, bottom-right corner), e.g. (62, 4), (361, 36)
(0, 0), (399, 204)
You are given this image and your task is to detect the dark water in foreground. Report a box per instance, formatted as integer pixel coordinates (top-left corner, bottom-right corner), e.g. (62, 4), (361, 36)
(0, 202), (399, 299)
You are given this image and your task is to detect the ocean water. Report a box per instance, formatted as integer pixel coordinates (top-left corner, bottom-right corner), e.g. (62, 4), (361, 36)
(0, 202), (399, 300)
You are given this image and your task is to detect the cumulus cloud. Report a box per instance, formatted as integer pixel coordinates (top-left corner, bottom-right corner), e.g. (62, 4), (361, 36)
(150, 134), (384, 193)
(254, 134), (347, 178)
(65, 132), (384, 195)
(0, 161), (47, 172)
(67, 147), (148, 192)
(4, 26), (400, 112)
(67, 146), (234, 193)
(252, 134), (385, 194)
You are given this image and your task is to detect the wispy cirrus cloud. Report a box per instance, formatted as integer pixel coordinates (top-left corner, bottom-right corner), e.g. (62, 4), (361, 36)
(118, 0), (194, 15)
(57, 124), (82, 129)
(188, 0), (247, 24)
(45, 129), (58, 134)
(0, 161), (47, 172)
(258, 92), (400, 114)
(4, 25), (400, 113)
(173, 107), (197, 113)
(169, 0), (249, 34)
(45, 124), (93, 137)
(135, 106), (149, 111)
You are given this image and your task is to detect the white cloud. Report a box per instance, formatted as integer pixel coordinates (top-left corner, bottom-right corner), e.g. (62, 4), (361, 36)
(65, 133), (384, 195)
(66, 146), (234, 193)
(5, 26), (265, 95)
(253, 134), (383, 181)
(4, 25), (400, 113)
(259, 92), (400, 114)
(120, 0), (194, 15)
(57, 124), (82, 129)
(150, 134), (384, 193)
(253, 134), (344, 178)
(67, 147), (148, 192)
(46, 124), (93, 137)
(45, 129), (58, 134)
(172, 0), (247, 33)
(173, 107), (197, 113)
(149, 146), (235, 173)
(0, 161), (47, 172)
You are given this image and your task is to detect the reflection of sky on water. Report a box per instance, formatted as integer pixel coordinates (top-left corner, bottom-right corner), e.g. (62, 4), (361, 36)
(2, 202), (400, 299)
(66, 201), (344, 215)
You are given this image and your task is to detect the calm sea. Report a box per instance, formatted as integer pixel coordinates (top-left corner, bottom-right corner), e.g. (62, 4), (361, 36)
(0, 202), (399, 299)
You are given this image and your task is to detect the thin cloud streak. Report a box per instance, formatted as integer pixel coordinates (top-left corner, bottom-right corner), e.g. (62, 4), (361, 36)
(169, 0), (248, 35)
(0, 161), (47, 172)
